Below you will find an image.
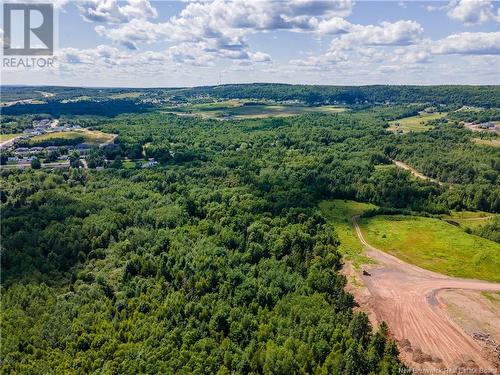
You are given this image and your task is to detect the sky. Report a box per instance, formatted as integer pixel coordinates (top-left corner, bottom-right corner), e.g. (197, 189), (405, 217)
(1, 0), (500, 87)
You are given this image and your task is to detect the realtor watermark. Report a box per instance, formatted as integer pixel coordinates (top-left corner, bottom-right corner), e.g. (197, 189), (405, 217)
(2, 3), (57, 70)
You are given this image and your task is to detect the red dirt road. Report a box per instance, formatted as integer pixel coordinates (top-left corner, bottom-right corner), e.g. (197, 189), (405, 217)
(352, 215), (500, 370)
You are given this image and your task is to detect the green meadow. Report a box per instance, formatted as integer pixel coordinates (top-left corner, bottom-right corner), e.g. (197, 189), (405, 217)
(319, 199), (377, 267)
(164, 100), (346, 119)
(388, 112), (446, 133)
(358, 215), (500, 282)
(29, 130), (114, 145)
(0, 134), (20, 142)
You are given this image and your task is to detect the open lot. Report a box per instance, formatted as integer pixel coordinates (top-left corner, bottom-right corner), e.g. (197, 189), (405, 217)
(28, 129), (115, 146)
(352, 215), (500, 369)
(164, 100), (346, 119)
(358, 214), (500, 282)
(388, 112), (446, 133)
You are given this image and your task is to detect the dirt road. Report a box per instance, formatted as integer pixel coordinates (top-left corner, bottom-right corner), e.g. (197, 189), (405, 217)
(352, 215), (500, 370)
(392, 160), (444, 185)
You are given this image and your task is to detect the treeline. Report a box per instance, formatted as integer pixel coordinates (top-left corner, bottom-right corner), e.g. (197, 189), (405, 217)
(1, 99), (153, 117)
(383, 125), (500, 212)
(178, 84), (500, 107)
(447, 108), (500, 123)
(3, 84), (500, 109)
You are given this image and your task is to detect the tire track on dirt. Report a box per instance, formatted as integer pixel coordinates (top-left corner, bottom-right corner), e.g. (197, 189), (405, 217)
(351, 215), (500, 370)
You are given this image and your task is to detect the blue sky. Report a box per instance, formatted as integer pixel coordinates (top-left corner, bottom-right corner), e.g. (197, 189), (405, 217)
(2, 0), (500, 87)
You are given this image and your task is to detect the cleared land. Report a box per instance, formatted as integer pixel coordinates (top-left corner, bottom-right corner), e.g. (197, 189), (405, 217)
(440, 210), (496, 230)
(352, 215), (500, 370)
(0, 134), (20, 142)
(319, 200), (376, 267)
(164, 100), (346, 119)
(109, 92), (141, 99)
(358, 215), (500, 282)
(388, 112), (446, 133)
(28, 130), (115, 145)
(320, 200), (500, 369)
(473, 138), (500, 148)
(440, 289), (500, 344)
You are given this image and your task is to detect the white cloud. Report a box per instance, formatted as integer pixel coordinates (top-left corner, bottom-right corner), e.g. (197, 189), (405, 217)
(447, 0), (499, 25)
(77, 0), (157, 24)
(430, 31), (500, 55)
(92, 0), (355, 63)
(316, 17), (352, 35)
(323, 20), (424, 59)
(95, 19), (168, 49)
(346, 20), (423, 46)
(290, 29), (500, 75)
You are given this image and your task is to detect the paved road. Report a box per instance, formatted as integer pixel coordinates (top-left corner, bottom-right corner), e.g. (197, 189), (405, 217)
(352, 215), (500, 370)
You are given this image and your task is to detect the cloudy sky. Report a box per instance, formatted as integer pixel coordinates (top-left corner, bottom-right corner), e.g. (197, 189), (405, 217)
(2, 0), (500, 87)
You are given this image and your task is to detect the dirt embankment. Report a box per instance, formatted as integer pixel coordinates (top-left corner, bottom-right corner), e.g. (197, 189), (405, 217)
(350, 215), (500, 372)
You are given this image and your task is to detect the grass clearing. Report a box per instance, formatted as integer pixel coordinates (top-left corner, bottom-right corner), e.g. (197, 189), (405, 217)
(122, 160), (138, 169)
(473, 138), (500, 148)
(109, 92), (142, 99)
(439, 210), (496, 230)
(388, 112), (446, 133)
(0, 134), (20, 142)
(29, 130), (114, 145)
(319, 199), (377, 267)
(164, 100), (346, 119)
(358, 215), (500, 282)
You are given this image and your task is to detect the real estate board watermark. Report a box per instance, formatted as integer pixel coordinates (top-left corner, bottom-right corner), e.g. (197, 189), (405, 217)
(2, 3), (57, 69)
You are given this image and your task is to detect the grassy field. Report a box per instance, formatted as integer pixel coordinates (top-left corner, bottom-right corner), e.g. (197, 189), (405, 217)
(0, 134), (20, 142)
(358, 215), (500, 282)
(388, 112), (446, 133)
(109, 92), (142, 99)
(29, 130), (114, 145)
(319, 199), (377, 267)
(473, 138), (500, 148)
(439, 210), (496, 230)
(164, 100), (346, 119)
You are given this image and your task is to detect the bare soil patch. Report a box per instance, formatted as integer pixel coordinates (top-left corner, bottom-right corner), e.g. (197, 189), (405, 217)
(351, 215), (500, 372)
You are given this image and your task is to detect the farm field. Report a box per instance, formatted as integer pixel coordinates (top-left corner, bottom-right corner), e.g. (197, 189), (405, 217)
(164, 100), (346, 119)
(358, 214), (500, 281)
(387, 112), (446, 133)
(319, 199), (376, 267)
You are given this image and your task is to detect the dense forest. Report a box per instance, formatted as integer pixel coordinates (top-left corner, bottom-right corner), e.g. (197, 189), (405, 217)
(1, 89), (499, 373)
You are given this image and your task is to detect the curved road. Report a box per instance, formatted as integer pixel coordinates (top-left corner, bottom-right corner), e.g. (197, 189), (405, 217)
(392, 160), (444, 186)
(352, 215), (500, 369)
